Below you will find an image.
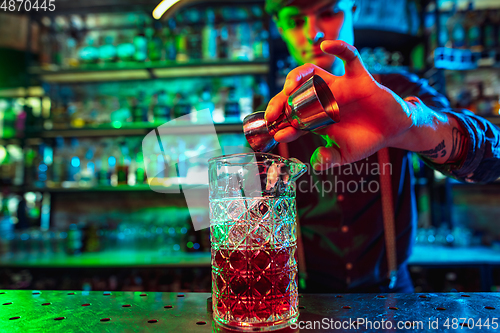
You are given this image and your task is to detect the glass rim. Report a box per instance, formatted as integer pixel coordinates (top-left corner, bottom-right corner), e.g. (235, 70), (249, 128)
(208, 152), (290, 164)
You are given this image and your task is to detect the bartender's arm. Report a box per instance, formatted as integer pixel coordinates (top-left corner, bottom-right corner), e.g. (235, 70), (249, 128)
(265, 40), (500, 183)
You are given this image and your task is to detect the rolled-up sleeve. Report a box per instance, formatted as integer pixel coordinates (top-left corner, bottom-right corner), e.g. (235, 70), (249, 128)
(428, 110), (500, 183)
(380, 72), (500, 184)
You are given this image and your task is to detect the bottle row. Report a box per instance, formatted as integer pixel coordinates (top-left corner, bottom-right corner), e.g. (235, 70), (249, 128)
(0, 192), (211, 259)
(446, 69), (500, 116)
(0, 133), (246, 188)
(426, 6), (500, 53)
(38, 6), (269, 68)
(359, 47), (406, 73)
(0, 76), (269, 136)
(0, 223), (210, 260)
(48, 76), (269, 129)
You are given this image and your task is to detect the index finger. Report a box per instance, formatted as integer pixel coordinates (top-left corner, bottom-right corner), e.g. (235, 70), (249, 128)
(264, 90), (287, 123)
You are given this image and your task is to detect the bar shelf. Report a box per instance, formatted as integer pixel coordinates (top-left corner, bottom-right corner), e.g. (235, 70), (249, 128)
(26, 122), (243, 138)
(31, 60), (269, 83)
(26, 183), (208, 193)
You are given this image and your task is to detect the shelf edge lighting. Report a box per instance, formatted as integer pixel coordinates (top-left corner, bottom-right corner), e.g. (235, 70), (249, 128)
(153, 0), (181, 20)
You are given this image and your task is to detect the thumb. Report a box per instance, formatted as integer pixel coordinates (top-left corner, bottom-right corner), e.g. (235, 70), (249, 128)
(311, 146), (342, 171)
(320, 40), (368, 78)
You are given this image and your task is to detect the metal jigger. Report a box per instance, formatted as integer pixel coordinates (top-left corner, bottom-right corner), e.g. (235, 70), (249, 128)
(243, 75), (340, 153)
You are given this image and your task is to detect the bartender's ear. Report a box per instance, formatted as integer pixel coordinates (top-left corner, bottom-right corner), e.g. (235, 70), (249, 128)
(273, 15), (284, 36)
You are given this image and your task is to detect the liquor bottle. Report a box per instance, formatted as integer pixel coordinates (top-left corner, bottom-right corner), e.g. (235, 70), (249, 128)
(109, 152), (118, 187)
(135, 152), (146, 185)
(110, 97), (132, 124)
(493, 10), (500, 62)
(83, 223), (100, 253)
(78, 34), (99, 65)
(252, 22), (270, 59)
(1, 99), (16, 139)
(195, 87), (215, 121)
(36, 143), (48, 187)
(0, 146), (13, 186)
(465, 4), (484, 51)
(153, 90), (171, 123)
(39, 18), (52, 67)
(52, 16), (68, 67)
(224, 86), (240, 123)
(51, 138), (66, 186)
(134, 16), (148, 63)
(483, 11), (496, 50)
(99, 34), (117, 64)
(475, 82), (493, 116)
(66, 224), (83, 255)
(117, 32), (135, 63)
(202, 9), (218, 61)
(0, 197), (13, 257)
(97, 155), (108, 187)
(147, 22), (164, 62)
(116, 155), (128, 185)
(69, 14), (85, 42)
(492, 96), (500, 116)
(12, 144), (25, 186)
(79, 147), (96, 187)
(163, 20), (177, 62)
(447, 4), (466, 49)
(172, 93), (191, 120)
(212, 88), (226, 123)
(252, 77), (269, 111)
(185, 8), (202, 60)
(216, 24), (229, 59)
(238, 80), (253, 122)
(116, 142), (130, 185)
(233, 22), (253, 60)
(67, 139), (81, 184)
(134, 33), (147, 63)
(64, 37), (78, 68)
(132, 91), (149, 123)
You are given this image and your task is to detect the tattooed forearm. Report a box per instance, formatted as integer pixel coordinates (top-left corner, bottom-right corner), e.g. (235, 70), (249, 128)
(446, 127), (468, 164)
(417, 140), (446, 159)
(416, 127), (468, 163)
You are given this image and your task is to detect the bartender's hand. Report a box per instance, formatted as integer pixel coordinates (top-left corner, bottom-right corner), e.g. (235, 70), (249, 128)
(265, 40), (468, 170)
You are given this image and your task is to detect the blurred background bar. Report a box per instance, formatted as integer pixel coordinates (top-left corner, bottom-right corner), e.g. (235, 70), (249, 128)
(0, 0), (500, 293)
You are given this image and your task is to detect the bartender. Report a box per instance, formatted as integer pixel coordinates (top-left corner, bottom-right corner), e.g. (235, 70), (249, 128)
(263, 0), (500, 293)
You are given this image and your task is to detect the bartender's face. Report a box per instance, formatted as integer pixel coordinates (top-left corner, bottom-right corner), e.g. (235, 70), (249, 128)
(275, 0), (357, 71)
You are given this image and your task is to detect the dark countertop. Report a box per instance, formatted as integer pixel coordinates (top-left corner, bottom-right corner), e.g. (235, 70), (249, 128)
(1, 290), (499, 332)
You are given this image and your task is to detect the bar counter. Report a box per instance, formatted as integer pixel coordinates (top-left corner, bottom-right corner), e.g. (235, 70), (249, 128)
(1, 291), (499, 332)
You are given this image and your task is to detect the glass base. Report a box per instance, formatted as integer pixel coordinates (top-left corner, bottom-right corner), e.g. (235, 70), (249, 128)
(214, 313), (298, 332)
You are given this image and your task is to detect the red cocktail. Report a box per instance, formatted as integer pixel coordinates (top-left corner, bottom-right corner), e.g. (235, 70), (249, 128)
(212, 245), (298, 329)
(209, 153), (306, 331)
